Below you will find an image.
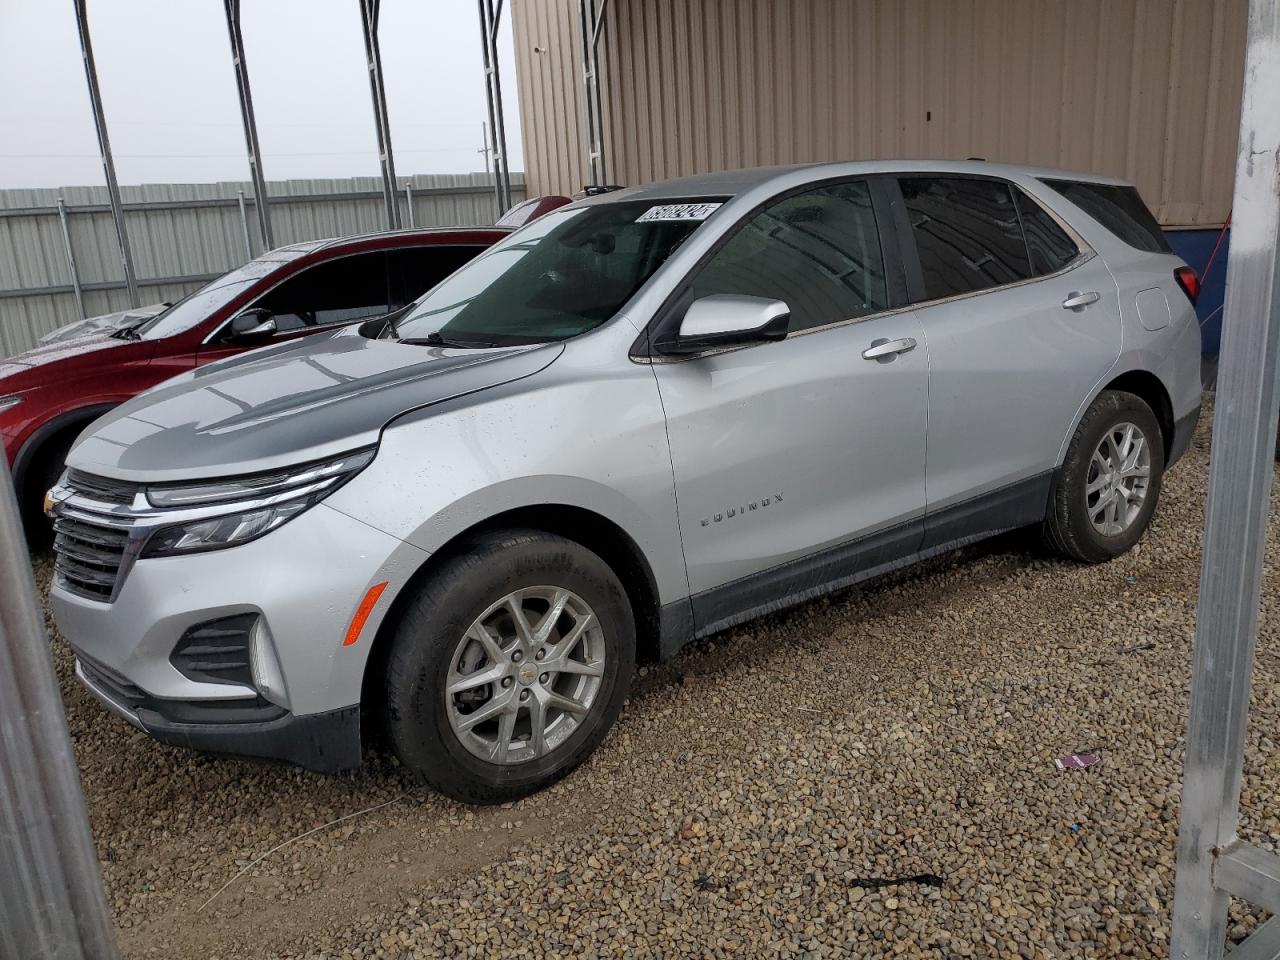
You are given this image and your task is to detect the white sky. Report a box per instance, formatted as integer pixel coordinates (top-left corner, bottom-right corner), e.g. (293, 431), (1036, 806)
(0, 0), (525, 189)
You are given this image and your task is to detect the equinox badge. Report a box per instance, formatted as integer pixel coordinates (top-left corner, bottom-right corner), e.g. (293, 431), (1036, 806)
(700, 493), (782, 527)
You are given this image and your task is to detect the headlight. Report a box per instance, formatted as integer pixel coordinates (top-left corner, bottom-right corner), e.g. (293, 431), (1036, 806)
(140, 448), (374, 558)
(0, 395), (23, 415)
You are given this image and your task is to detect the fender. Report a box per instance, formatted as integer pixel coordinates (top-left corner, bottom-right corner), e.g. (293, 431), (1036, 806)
(12, 403), (118, 500)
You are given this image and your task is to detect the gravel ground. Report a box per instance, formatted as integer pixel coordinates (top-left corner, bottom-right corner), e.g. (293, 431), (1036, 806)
(33, 395), (1280, 958)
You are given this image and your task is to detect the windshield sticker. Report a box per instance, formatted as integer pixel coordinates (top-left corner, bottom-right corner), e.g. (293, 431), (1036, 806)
(636, 202), (722, 223)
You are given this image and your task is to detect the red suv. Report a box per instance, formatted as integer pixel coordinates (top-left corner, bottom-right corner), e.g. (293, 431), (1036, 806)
(1, 226), (509, 540)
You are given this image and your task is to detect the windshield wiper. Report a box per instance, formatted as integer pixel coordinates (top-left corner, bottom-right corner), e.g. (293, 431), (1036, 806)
(110, 326), (142, 341)
(400, 331), (503, 349)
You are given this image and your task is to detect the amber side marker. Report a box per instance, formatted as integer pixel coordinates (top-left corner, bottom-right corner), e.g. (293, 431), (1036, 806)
(343, 581), (389, 647)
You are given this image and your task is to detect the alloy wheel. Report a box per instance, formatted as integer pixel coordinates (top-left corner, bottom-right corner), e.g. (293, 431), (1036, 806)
(1085, 421), (1152, 537)
(445, 586), (606, 765)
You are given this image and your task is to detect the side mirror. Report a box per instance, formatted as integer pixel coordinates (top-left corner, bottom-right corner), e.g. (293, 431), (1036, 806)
(659, 295), (791, 355)
(228, 308), (277, 341)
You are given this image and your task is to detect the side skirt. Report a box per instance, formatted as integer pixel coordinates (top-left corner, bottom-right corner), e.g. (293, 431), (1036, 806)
(657, 471), (1054, 659)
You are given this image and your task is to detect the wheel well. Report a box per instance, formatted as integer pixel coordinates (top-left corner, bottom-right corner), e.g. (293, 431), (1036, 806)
(15, 407), (112, 504)
(358, 505), (663, 742)
(1102, 370), (1175, 461)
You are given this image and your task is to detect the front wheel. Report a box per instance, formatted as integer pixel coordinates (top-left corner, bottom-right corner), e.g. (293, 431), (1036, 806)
(383, 530), (635, 803)
(1043, 390), (1165, 563)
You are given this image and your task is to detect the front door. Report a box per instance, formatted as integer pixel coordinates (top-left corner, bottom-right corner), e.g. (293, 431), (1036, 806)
(650, 180), (930, 631)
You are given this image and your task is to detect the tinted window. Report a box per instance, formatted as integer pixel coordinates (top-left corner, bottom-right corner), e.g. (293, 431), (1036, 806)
(1042, 179), (1171, 253)
(387, 244), (486, 307)
(253, 251), (394, 332)
(689, 181), (888, 332)
(900, 177), (1030, 300)
(1015, 190), (1080, 275)
(391, 200), (719, 346)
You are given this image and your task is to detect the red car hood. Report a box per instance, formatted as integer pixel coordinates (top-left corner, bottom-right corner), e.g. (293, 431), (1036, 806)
(0, 335), (152, 389)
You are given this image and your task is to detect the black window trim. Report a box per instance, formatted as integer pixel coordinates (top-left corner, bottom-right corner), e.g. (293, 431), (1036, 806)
(202, 242), (489, 346)
(630, 173), (913, 362)
(891, 173), (1095, 312)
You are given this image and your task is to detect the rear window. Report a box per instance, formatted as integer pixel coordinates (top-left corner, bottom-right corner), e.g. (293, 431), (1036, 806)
(1014, 189), (1080, 276)
(899, 176), (1031, 300)
(1041, 179), (1171, 254)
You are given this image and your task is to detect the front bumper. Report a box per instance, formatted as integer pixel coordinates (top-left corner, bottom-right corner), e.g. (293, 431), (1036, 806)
(76, 653), (362, 772)
(51, 501), (428, 773)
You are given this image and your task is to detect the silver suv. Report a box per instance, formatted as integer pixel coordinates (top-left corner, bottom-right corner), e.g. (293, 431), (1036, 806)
(49, 161), (1202, 802)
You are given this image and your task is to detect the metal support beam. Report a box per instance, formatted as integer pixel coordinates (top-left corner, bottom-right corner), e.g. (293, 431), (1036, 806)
(359, 0), (401, 231)
(477, 0), (512, 216)
(1170, 0), (1280, 957)
(72, 0), (138, 308)
(235, 190), (253, 260)
(56, 197), (86, 320)
(0, 455), (119, 960)
(404, 181), (415, 228)
(577, 0), (610, 188)
(223, 0), (274, 251)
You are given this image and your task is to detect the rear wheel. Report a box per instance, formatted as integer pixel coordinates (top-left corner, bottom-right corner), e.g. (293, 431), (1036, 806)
(383, 529), (635, 803)
(1043, 390), (1164, 563)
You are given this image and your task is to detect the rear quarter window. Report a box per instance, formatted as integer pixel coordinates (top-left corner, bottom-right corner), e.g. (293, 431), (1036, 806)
(1041, 179), (1171, 254)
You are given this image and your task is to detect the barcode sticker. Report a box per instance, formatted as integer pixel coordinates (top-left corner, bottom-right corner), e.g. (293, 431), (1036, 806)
(636, 202), (723, 223)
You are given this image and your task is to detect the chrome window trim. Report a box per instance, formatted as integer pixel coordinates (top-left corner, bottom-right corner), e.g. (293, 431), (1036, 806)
(640, 251), (1096, 364)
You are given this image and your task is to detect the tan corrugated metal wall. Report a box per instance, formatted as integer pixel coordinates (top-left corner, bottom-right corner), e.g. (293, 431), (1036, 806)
(514, 0), (1246, 227)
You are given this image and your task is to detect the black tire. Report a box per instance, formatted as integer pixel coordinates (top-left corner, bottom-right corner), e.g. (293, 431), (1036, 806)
(1043, 390), (1165, 564)
(383, 529), (635, 804)
(22, 432), (75, 551)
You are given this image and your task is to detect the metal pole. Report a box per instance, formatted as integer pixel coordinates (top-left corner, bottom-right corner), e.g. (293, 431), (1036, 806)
(577, 0), (610, 188)
(56, 197), (86, 321)
(0, 456), (119, 960)
(404, 181), (415, 228)
(485, 0), (512, 212)
(477, 0), (507, 217)
(236, 190), (253, 260)
(359, 0), (401, 231)
(1170, 1), (1280, 957)
(223, 0), (274, 251)
(72, 0), (138, 308)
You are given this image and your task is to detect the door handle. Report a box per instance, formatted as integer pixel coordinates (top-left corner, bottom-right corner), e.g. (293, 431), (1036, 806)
(1062, 291), (1101, 310)
(862, 337), (917, 361)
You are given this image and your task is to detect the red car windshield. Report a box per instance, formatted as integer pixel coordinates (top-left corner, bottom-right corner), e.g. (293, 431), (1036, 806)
(136, 249), (312, 340)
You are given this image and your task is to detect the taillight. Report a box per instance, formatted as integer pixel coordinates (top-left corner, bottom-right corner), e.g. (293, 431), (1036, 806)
(1174, 266), (1200, 305)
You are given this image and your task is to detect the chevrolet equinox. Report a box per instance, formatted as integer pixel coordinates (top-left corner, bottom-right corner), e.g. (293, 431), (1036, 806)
(49, 161), (1202, 802)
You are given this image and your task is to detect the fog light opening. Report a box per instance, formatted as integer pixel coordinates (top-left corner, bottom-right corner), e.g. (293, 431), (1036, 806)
(249, 617), (289, 709)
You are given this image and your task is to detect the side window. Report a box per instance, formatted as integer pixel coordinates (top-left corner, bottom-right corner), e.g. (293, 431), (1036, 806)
(1014, 189), (1081, 276)
(1041, 179), (1171, 254)
(251, 251), (393, 332)
(689, 180), (888, 332)
(388, 244), (488, 306)
(899, 177), (1030, 301)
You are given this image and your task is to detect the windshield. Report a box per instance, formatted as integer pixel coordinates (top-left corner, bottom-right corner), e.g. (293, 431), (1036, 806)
(136, 252), (306, 340)
(389, 198), (725, 347)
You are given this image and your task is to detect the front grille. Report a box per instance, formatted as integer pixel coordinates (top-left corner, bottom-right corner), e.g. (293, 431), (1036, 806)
(65, 469), (142, 505)
(53, 515), (131, 602)
(170, 615), (256, 687)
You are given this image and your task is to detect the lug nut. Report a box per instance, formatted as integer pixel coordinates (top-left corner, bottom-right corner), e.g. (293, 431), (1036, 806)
(512, 651), (523, 663)
(501, 677), (513, 688)
(539, 672), (549, 684)
(519, 689), (530, 702)
(535, 649), (546, 661)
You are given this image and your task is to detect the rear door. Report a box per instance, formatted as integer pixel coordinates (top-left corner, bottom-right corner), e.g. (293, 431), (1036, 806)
(386, 244), (489, 306)
(650, 178), (929, 622)
(892, 175), (1122, 544)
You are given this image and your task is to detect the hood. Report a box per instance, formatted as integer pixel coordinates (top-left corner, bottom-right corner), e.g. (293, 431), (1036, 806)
(1, 334), (150, 388)
(68, 329), (564, 482)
